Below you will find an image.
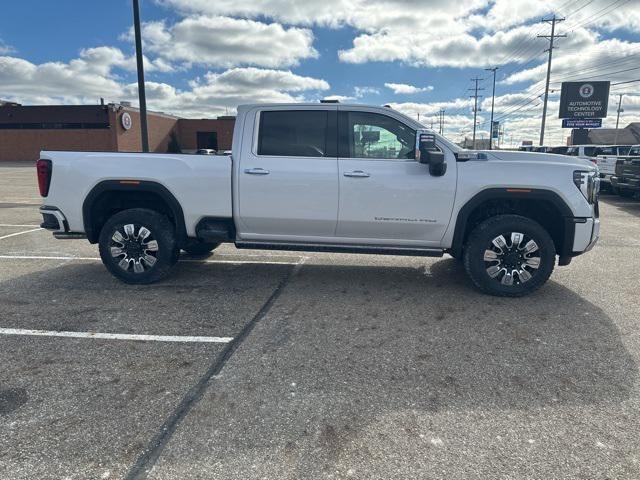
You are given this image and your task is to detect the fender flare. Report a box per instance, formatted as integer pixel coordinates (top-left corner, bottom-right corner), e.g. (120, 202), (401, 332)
(450, 188), (574, 258)
(82, 180), (187, 244)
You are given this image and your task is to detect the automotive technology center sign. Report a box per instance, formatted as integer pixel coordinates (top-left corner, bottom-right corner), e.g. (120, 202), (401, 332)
(559, 81), (610, 119)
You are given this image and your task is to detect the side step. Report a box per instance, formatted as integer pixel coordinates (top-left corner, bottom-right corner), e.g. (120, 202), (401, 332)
(235, 241), (444, 257)
(195, 218), (234, 242)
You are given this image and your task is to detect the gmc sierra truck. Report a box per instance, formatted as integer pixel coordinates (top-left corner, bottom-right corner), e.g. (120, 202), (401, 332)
(36, 103), (600, 297)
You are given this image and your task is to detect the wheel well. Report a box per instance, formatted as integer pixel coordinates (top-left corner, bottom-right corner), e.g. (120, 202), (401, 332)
(83, 182), (186, 245)
(453, 195), (568, 257)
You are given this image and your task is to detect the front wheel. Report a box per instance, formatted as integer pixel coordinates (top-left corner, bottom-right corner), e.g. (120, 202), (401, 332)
(463, 215), (556, 297)
(98, 208), (179, 284)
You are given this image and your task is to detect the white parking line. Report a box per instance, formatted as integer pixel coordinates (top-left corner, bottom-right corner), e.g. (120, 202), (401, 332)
(0, 224), (41, 227)
(0, 227), (43, 241)
(0, 254), (301, 265)
(0, 327), (233, 343)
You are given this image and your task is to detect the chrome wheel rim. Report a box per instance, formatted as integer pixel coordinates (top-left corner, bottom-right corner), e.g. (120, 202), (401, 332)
(109, 224), (159, 273)
(483, 231), (541, 286)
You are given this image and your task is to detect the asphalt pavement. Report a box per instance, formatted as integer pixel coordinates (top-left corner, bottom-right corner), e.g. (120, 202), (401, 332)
(1, 162), (639, 479)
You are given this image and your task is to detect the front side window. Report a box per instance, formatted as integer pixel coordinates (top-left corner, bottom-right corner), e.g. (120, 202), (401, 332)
(583, 147), (597, 157)
(258, 110), (328, 157)
(345, 112), (415, 160)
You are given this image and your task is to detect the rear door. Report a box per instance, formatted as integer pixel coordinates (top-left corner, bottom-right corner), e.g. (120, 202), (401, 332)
(237, 107), (339, 239)
(335, 108), (456, 246)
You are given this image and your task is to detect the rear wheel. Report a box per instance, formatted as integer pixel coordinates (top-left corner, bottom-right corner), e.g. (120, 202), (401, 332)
(98, 208), (179, 284)
(463, 215), (556, 297)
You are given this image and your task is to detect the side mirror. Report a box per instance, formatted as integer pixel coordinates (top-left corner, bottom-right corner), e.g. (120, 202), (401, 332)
(415, 130), (447, 176)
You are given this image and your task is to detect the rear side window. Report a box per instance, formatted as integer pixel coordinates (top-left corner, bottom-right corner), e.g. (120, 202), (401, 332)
(258, 110), (328, 157)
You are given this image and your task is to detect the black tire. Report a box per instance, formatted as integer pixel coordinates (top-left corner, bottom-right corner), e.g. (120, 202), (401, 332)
(463, 214), (556, 297)
(183, 240), (220, 256)
(98, 208), (179, 284)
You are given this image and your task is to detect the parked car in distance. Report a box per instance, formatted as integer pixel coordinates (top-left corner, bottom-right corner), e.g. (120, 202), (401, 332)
(594, 145), (633, 188)
(611, 146), (640, 198)
(532, 146), (554, 153)
(37, 103), (600, 297)
(550, 146), (569, 155)
(196, 149), (217, 155)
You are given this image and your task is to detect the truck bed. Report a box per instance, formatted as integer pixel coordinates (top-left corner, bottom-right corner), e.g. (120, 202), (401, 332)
(39, 151), (233, 236)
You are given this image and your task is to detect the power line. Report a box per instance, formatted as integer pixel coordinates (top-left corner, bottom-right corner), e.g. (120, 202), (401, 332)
(538, 15), (566, 146)
(469, 77), (485, 148)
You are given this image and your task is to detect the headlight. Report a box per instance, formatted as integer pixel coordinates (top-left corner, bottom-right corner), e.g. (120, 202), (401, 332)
(573, 170), (600, 204)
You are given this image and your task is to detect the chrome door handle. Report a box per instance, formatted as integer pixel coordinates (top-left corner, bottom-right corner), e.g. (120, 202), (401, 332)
(244, 168), (270, 175)
(343, 170), (370, 178)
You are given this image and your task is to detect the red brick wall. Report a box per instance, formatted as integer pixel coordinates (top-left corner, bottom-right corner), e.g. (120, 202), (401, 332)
(111, 108), (179, 153)
(0, 129), (115, 162)
(177, 119), (235, 151)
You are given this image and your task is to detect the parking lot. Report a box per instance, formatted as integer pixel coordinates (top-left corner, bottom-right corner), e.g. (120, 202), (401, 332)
(0, 161), (639, 479)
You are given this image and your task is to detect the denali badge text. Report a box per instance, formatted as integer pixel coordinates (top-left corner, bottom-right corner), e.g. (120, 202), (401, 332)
(375, 216), (436, 223)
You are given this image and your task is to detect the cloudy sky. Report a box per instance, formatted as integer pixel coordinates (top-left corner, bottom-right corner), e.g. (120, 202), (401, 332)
(1, 0), (639, 146)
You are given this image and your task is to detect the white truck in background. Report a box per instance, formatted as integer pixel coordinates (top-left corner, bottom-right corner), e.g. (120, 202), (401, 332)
(37, 103), (600, 297)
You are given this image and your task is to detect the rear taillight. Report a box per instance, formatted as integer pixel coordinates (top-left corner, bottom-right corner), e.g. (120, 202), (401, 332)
(36, 159), (52, 197)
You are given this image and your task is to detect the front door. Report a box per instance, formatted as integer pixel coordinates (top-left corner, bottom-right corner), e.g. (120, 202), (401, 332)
(336, 110), (456, 246)
(238, 108), (339, 239)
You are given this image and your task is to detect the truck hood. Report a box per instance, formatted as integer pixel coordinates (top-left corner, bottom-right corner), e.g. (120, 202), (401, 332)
(481, 150), (596, 171)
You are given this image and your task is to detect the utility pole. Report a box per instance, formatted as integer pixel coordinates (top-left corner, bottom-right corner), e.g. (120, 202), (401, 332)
(485, 67), (498, 150)
(439, 108), (445, 134)
(132, 0), (149, 152)
(538, 15), (566, 146)
(469, 77), (484, 149)
(417, 112), (420, 122)
(614, 94), (624, 144)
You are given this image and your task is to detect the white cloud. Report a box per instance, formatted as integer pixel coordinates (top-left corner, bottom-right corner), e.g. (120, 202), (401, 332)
(155, 0), (484, 30)
(385, 83), (433, 94)
(124, 16), (317, 68)
(0, 40), (14, 55)
(0, 50), (330, 117)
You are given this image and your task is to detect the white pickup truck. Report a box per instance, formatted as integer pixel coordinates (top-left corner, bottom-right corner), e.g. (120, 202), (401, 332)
(37, 103), (600, 296)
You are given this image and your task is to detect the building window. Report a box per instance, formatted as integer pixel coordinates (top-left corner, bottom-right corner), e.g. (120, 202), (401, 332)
(196, 131), (218, 150)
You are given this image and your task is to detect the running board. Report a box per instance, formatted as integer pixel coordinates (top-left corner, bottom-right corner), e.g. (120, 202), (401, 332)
(235, 241), (443, 257)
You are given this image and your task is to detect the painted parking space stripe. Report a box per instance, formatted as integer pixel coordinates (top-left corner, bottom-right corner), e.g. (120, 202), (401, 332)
(0, 328), (233, 343)
(0, 227), (43, 241)
(0, 254), (302, 265)
(0, 224), (41, 227)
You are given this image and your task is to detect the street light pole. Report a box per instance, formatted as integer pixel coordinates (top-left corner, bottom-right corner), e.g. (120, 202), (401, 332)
(133, 0), (149, 152)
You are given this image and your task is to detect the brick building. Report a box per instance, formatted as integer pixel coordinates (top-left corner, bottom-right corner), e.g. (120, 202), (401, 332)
(0, 102), (235, 162)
